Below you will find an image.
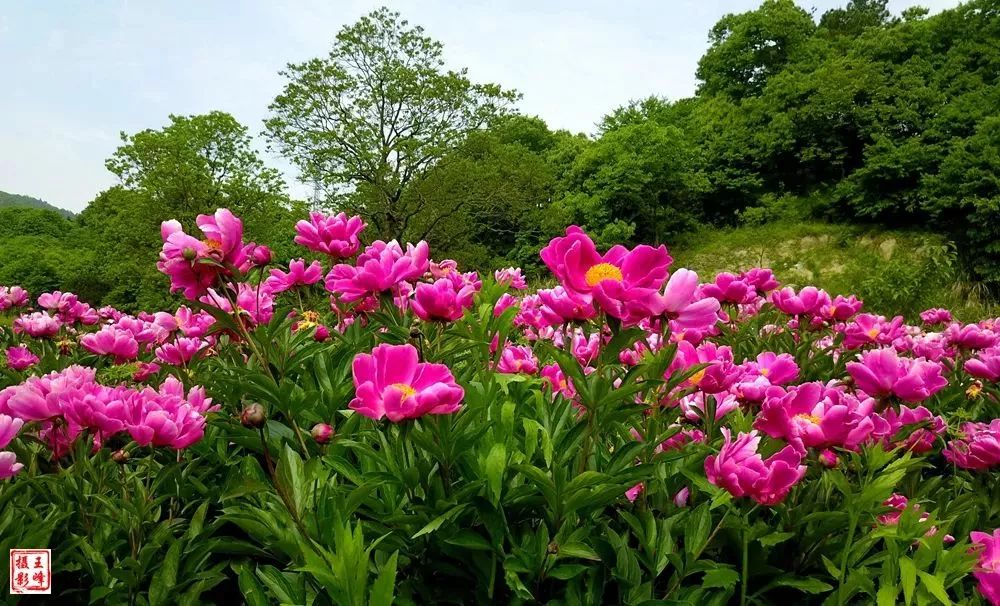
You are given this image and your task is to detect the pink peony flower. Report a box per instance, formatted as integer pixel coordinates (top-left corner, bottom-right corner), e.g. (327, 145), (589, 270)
(701, 273), (755, 304)
(846, 348), (947, 402)
(751, 352), (800, 385)
(294, 212), (366, 258)
(154, 337), (208, 366)
(496, 344), (539, 375)
(966, 348), (1000, 382)
(541, 363), (576, 399)
(495, 267), (527, 290)
(429, 259), (458, 279)
(350, 343), (464, 422)
(819, 295), (863, 322)
(0, 451), (23, 480)
(0, 414), (24, 449)
(13, 312), (62, 338)
(655, 269), (721, 330)
(704, 429), (806, 506)
(870, 405), (947, 453)
(842, 314), (906, 349)
(945, 323), (998, 350)
(81, 327), (140, 362)
(412, 278), (476, 322)
(326, 240), (430, 302)
(741, 268), (779, 293)
(754, 382), (875, 453)
(0, 286), (30, 311)
(265, 259), (324, 293)
(920, 308), (953, 326)
(971, 529), (1000, 605)
(769, 286), (831, 316)
(943, 420), (1000, 470)
(537, 286), (597, 323)
(539, 226), (671, 323)
(5, 345), (38, 371)
(157, 209), (249, 300)
(670, 341), (740, 394)
(133, 362), (161, 382)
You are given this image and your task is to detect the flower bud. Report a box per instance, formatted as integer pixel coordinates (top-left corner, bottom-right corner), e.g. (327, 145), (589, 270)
(111, 449), (129, 465)
(182, 247), (198, 261)
(314, 325), (330, 342)
(311, 423), (334, 444)
(409, 325), (423, 340)
(240, 403), (266, 428)
(250, 244), (272, 266)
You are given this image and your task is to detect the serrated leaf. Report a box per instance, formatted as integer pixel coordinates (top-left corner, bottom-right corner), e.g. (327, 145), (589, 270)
(917, 571), (951, 606)
(370, 551), (399, 606)
(702, 567), (740, 589)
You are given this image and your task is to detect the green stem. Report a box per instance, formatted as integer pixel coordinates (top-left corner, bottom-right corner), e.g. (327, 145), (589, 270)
(837, 510), (859, 605)
(741, 522), (750, 606)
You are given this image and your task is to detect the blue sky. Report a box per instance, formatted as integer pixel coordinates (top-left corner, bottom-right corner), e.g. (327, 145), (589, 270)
(0, 0), (962, 212)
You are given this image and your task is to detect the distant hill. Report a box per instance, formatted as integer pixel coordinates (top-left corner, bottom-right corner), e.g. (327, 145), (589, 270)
(0, 190), (74, 217)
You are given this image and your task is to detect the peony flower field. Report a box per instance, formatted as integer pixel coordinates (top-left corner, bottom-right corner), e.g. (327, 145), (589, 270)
(3, 209), (1000, 604)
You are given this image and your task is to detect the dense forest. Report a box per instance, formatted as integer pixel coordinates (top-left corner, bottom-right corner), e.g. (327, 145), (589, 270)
(3, 0), (999, 311)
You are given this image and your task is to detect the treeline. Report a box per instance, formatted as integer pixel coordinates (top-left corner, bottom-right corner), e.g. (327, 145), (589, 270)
(3, 0), (999, 310)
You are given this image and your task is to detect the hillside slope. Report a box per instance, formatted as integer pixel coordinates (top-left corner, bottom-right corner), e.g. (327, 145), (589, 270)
(672, 222), (996, 320)
(0, 190), (73, 217)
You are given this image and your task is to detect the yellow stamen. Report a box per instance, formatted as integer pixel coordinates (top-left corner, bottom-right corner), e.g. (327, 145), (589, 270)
(203, 238), (223, 253)
(794, 413), (822, 424)
(867, 328), (880, 339)
(301, 310), (320, 323)
(585, 263), (623, 287)
(759, 367), (770, 376)
(688, 368), (706, 386)
(391, 383), (417, 400)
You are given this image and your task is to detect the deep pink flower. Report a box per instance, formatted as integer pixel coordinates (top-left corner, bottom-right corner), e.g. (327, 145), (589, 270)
(196, 209), (248, 267)
(655, 269), (721, 330)
(704, 429), (806, 506)
(5, 346), (38, 371)
(265, 259), (324, 293)
(0, 286), (30, 311)
(155, 337), (208, 366)
(495, 267), (527, 290)
(754, 382), (875, 453)
(350, 344), (464, 422)
(701, 273), (755, 304)
(945, 323), (998, 350)
(943, 420), (1000, 470)
(541, 363), (576, 399)
(0, 414), (24, 449)
(412, 278), (476, 322)
(770, 286), (831, 316)
(0, 452), (22, 480)
(870, 405), (947, 453)
(670, 341), (740, 394)
(295, 212), (365, 258)
(846, 348), (947, 402)
(496, 344), (539, 374)
(201, 283), (275, 326)
(751, 352), (799, 385)
(971, 529), (1000, 605)
(157, 209), (248, 300)
(133, 362), (161, 382)
(537, 286), (597, 323)
(539, 226), (671, 322)
(13, 312), (62, 338)
(570, 330), (601, 366)
(842, 314), (906, 349)
(819, 295), (863, 322)
(326, 240), (430, 302)
(429, 259), (458, 279)
(493, 293), (518, 317)
(966, 349), (1000, 382)
(175, 307), (215, 338)
(920, 308), (953, 325)
(81, 327), (140, 362)
(741, 268), (779, 293)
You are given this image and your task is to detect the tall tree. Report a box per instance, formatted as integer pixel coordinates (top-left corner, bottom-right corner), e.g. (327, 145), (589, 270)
(264, 7), (519, 240)
(696, 0), (816, 100)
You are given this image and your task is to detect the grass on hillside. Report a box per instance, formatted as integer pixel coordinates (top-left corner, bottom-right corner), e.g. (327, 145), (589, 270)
(672, 221), (998, 321)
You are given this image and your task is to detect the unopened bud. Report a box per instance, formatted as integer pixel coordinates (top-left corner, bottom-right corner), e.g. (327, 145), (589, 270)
(311, 423), (334, 444)
(240, 403), (266, 428)
(546, 541), (559, 555)
(409, 325), (423, 339)
(111, 449), (129, 465)
(182, 247), (198, 261)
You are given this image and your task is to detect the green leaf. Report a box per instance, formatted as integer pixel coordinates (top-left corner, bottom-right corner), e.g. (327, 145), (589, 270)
(899, 556), (916, 606)
(547, 564), (589, 580)
(877, 582), (898, 606)
(917, 571), (951, 606)
(412, 504), (469, 539)
(237, 565), (269, 606)
(485, 443), (507, 504)
(558, 542), (601, 562)
(769, 577), (833, 594)
(275, 444), (306, 517)
(370, 551), (399, 606)
(702, 567), (740, 589)
(148, 539), (183, 606)
(685, 503), (712, 557)
(759, 532), (795, 547)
